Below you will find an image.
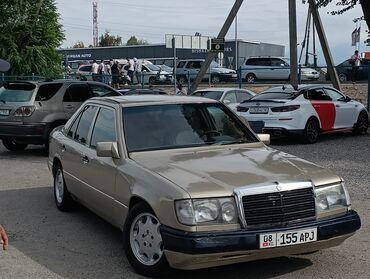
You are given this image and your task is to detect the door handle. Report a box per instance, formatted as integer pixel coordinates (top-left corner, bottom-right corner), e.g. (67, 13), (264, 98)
(336, 105), (340, 108)
(61, 144), (66, 152)
(81, 155), (89, 164)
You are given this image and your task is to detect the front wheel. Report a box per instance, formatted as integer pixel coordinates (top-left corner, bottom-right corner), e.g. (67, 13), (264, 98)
(302, 118), (320, 144)
(353, 111), (369, 135)
(211, 75), (220, 83)
(2, 138), (28, 151)
(123, 203), (168, 276)
(246, 73), (256, 84)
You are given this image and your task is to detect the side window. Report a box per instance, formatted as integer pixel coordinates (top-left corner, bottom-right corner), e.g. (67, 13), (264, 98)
(67, 112), (82, 139)
(245, 58), (257, 66)
(177, 61), (186, 68)
(236, 91), (252, 103)
(90, 108), (117, 148)
(35, 83), (63, 101)
(224, 92), (237, 103)
(89, 84), (117, 97)
(256, 58), (271, 67)
(80, 66), (91, 72)
(305, 89), (331, 101)
(271, 58), (284, 67)
(325, 88), (345, 101)
(74, 105), (98, 145)
(63, 84), (91, 102)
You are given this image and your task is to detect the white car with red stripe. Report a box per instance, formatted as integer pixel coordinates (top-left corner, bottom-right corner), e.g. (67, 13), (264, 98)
(236, 85), (369, 143)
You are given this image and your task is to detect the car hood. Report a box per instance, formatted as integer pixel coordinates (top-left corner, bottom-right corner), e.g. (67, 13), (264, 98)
(130, 145), (341, 198)
(301, 67), (318, 73)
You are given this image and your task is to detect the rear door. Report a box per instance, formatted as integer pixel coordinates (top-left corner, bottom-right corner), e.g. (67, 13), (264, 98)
(185, 61), (203, 81)
(270, 58), (290, 80)
(63, 83), (91, 118)
(324, 87), (357, 128)
(255, 58), (272, 79)
(306, 88), (335, 131)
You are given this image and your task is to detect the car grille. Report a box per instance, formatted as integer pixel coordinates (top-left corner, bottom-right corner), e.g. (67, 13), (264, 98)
(242, 187), (316, 227)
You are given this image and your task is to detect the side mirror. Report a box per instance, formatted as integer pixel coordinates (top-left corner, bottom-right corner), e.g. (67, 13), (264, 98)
(345, 96), (351, 102)
(257, 133), (270, 145)
(96, 142), (120, 159)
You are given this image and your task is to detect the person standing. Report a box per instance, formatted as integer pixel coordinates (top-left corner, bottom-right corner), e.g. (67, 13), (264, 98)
(126, 57), (134, 85)
(111, 60), (120, 89)
(0, 224), (8, 250)
(133, 58), (142, 84)
(91, 60), (99, 81)
(105, 60), (112, 85)
(98, 60), (105, 83)
(176, 83), (187, 95)
(350, 50), (362, 83)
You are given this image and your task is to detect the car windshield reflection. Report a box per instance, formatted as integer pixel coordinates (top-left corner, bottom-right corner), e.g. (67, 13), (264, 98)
(123, 103), (257, 152)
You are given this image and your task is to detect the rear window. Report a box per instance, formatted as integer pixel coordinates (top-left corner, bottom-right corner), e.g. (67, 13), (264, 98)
(35, 83), (63, 101)
(192, 91), (223, 101)
(0, 82), (36, 102)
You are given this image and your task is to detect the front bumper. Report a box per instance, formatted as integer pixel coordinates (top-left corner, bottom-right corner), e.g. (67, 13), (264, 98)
(218, 73), (238, 82)
(161, 210), (360, 270)
(0, 122), (50, 144)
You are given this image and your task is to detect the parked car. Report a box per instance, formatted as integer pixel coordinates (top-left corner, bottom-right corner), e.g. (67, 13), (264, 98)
(49, 95), (360, 276)
(176, 59), (237, 84)
(241, 57), (319, 84)
(236, 85), (369, 143)
(192, 87), (255, 111)
(326, 59), (369, 82)
(0, 80), (121, 151)
(118, 88), (167, 95)
(123, 62), (173, 85)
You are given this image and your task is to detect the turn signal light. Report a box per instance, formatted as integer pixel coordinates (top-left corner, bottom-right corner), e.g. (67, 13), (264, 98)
(237, 106), (249, 112)
(14, 106), (36, 117)
(271, 105), (300, 112)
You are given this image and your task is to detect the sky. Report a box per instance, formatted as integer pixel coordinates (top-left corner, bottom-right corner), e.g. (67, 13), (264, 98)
(55, 0), (369, 65)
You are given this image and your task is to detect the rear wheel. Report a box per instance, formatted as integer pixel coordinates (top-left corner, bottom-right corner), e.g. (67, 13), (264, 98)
(353, 111), (369, 135)
(53, 163), (76, 211)
(177, 75), (187, 84)
(149, 76), (156, 84)
(302, 118), (320, 144)
(338, 73), (348, 83)
(2, 138), (28, 151)
(211, 75), (220, 83)
(123, 202), (168, 277)
(246, 73), (256, 84)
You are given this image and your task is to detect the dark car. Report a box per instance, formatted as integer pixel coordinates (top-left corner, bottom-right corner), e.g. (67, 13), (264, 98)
(327, 59), (369, 82)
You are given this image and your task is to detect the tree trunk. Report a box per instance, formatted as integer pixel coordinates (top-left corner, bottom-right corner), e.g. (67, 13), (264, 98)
(360, 0), (370, 29)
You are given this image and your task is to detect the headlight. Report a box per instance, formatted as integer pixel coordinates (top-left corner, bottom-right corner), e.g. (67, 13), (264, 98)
(315, 183), (350, 218)
(175, 197), (238, 226)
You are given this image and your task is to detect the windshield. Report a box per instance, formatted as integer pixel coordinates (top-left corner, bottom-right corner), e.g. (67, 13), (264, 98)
(192, 91), (223, 101)
(210, 61), (221, 68)
(145, 63), (161, 72)
(282, 58), (290, 66)
(123, 103), (257, 152)
(0, 83), (36, 103)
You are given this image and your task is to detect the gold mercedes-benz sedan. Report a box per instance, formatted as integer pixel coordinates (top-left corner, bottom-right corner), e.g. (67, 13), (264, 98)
(48, 95), (361, 276)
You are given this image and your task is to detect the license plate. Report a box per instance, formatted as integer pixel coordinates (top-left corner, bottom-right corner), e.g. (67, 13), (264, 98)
(0, 109), (10, 116)
(232, 74), (237, 77)
(259, 227), (317, 249)
(249, 107), (268, 114)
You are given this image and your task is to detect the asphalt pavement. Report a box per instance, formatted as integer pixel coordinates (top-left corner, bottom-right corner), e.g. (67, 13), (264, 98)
(0, 132), (369, 279)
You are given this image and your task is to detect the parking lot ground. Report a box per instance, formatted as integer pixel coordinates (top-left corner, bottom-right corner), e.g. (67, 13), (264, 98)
(0, 132), (369, 279)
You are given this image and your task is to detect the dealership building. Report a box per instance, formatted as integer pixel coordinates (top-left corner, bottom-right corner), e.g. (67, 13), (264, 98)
(57, 39), (285, 69)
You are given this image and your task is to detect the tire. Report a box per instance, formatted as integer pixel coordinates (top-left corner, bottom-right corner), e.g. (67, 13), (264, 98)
(302, 117), (320, 144)
(211, 75), (220, 83)
(246, 73), (256, 84)
(353, 111), (369, 135)
(338, 73), (348, 83)
(53, 163), (76, 211)
(177, 76), (187, 84)
(123, 202), (168, 277)
(149, 76), (156, 84)
(2, 138), (28, 151)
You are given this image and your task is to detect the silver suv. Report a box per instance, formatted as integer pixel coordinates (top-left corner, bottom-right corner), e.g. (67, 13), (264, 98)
(0, 79), (120, 151)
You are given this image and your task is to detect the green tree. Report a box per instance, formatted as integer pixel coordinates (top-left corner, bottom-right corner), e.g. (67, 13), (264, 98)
(0, 0), (64, 75)
(99, 30), (122, 47)
(126, 36), (149, 46)
(72, 41), (85, 48)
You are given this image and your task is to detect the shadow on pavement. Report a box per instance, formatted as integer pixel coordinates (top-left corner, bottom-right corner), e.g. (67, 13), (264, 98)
(0, 186), (313, 278)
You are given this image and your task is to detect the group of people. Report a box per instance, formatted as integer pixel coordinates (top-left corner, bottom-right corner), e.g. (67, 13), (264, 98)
(90, 57), (143, 89)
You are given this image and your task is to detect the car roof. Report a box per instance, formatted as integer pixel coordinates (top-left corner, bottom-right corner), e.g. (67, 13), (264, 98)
(91, 95), (218, 106)
(262, 84), (333, 94)
(193, 87), (252, 93)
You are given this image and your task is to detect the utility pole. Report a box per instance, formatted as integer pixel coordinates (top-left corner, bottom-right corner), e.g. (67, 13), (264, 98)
(308, 0), (341, 91)
(93, 2), (98, 47)
(288, 0), (298, 89)
(189, 0), (244, 94)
